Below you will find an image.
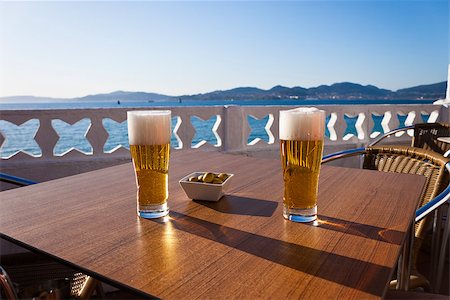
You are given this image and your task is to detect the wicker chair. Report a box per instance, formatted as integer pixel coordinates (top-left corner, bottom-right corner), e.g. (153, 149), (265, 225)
(0, 173), (103, 299)
(369, 122), (450, 156)
(322, 146), (450, 291)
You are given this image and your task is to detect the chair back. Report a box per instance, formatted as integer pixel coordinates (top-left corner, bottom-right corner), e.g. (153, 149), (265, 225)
(363, 146), (449, 240)
(412, 122), (450, 155)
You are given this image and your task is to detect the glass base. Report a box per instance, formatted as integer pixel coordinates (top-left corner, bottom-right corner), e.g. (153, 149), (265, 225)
(138, 202), (169, 219)
(283, 205), (317, 223)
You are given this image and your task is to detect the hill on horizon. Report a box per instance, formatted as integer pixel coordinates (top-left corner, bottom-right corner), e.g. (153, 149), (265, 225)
(180, 81), (446, 101)
(0, 81), (446, 103)
(76, 90), (172, 102)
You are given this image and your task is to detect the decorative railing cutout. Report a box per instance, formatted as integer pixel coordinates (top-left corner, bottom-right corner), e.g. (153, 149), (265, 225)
(370, 111), (391, 139)
(421, 110), (439, 123)
(172, 116), (183, 149)
(395, 111), (416, 137)
(247, 114), (274, 146)
(326, 113), (337, 141)
(370, 113), (384, 139)
(396, 113), (407, 137)
(103, 119), (129, 153)
(191, 115), (222, 148)
(52, 118), (93, 156)
(343, 113), (365, 141)
(0, 119), (42, 158)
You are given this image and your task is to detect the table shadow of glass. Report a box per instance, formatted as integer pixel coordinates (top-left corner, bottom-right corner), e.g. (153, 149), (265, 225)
(164, 211), (390, 297)
(193, 195), (278, 217)
(316, 215), (403, 245)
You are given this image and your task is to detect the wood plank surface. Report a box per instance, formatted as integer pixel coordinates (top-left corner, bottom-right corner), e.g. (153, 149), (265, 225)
(0, 150), (426, 299)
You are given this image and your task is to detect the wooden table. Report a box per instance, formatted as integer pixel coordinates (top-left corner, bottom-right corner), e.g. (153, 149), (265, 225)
(0, 151), (426, 299)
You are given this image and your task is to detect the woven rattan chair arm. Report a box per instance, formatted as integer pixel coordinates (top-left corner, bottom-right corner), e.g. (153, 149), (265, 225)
(366, 146), (450, 167)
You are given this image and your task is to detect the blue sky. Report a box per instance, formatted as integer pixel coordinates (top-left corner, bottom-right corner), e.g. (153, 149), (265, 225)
(0, 1), (448, 98)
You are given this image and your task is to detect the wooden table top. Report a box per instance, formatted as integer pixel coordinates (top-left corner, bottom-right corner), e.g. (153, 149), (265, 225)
(0, 150), (426, 299)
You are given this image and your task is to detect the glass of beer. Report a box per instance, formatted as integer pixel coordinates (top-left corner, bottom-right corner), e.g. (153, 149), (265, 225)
(279, 107), (325, 222)
(127, 110), (171, 219)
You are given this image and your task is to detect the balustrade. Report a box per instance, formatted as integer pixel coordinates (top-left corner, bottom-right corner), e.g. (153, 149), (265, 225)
(0, 104), (447, 164)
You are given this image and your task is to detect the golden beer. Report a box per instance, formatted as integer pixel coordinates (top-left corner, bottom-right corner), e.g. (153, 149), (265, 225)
(130, 144), (170, 206)
(279, 107), (325, 222)
(127, 110), (171, 218)
(280, 139), (324, 210)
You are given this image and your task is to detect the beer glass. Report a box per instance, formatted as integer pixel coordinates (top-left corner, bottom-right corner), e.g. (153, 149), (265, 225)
(279, 107), (325, 222)
(127, 110), (171, 218)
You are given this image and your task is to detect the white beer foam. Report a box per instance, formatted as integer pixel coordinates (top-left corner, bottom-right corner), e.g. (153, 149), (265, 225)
(279, 107), (325, 140)
(127, 110), (171, 145)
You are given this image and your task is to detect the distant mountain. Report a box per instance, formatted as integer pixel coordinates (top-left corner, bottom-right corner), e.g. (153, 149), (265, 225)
(182, 85), (308, 100)
(180, 81), (445, 100)
(184, 87), (267, 100)
(394, 82), (447, 99)
(0, 91), (173, 103)
(75, 90), (172, 102)
(269, 85), (308, 98)
(306, 82), (391, 99)
(0, 81), (446, 103)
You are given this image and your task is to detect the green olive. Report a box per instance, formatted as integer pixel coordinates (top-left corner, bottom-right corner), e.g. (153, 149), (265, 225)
(190, 172), (230, 184)
(218, 173), (228, 181)
(188, 176), (199, 182)
(212, 178), (223, 184)
(202, 172), (215, 183)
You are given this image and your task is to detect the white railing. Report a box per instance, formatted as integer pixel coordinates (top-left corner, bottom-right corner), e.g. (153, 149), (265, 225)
(0, 104), (448, 164)
(0, 104), (448, 183)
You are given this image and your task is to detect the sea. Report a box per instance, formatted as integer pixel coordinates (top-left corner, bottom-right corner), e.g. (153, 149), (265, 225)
(0, 98), (435, 158)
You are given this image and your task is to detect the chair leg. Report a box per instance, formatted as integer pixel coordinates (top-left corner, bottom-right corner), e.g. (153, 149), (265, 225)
(433, 203), (450, 293)
(430, 207), (442, 287)
(0, 266), (18, 300)
(95, 281), (105, 299)
(397, 222), (414, 290)
(79, 276), (100, 299)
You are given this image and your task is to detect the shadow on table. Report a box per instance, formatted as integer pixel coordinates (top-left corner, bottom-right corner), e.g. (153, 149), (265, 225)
(167, 211), (390, 297)
(316, 215), (404, 245)
(194, 195), (278, 217)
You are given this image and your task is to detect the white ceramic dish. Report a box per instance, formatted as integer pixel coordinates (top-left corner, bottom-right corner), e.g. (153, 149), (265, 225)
(179, 172), (234, 201)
